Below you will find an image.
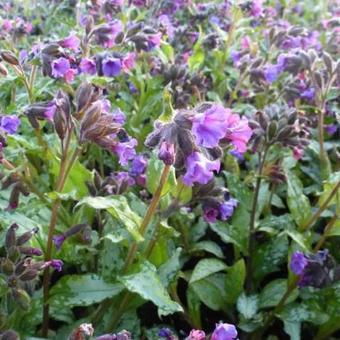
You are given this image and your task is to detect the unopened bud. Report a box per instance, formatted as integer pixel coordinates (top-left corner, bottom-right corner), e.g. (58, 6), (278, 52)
(0, 63), (8, 76)
(5, 224), (18, 250)
(12, 288), (31, 311)
(158, 141), (175, 165)
(19, 269), (38, 281)
(0, 258), (14, 275)
(0, 51), (19, 66)
(18, 246), (43, 256)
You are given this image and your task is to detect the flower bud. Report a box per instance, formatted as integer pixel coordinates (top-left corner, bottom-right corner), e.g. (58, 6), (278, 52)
(0, 258), (14, 275)
(0, 51), (19, 66)
(0, 63), (8, 76)
(5, 224), (18, 250)
(19, 269), (38, 281)
(12, 288), (31, 311)
(18, 246), (43, 256)
(79, 101), (103, 142)
(158, 141), (175, 165)
(16, 228), (38, 246)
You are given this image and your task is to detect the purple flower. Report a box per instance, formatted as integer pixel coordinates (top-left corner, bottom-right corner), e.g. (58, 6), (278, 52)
(131, 0), (147, 7)
(147, 32), (162, 50)
(290, 251), (308, 276)
(301, 87), (315, 101)
(19, 50), (28, 64)
(50, 259), (63, 272)
(80, 58), (97, 75)
(220, 198), (238, 220)
(112, 109), (126, 125)
(158, 141), (175, 165)
(112, 171), (135, 191)
(183, 152), (220, 186)
(59, 33), (80, 51)
(114, 138), (137, 166)
(102, 57), (122, 77)
(250, 0), (263, 17)
(211, 323), (238, 340)
(53, 234), (66, 250)
(0, 115), (20, 134)
(44, 102), (57, 121)
(263, 64), (283, 83)
(326, 124), (338, 136)
(192, 104), (231, 148)
(129, 155), (147, 176)
(186, 329), (206, 340)
(203, 207), (219, 223)
(51, 57), (70, 78)
(158, 328), (173, 338)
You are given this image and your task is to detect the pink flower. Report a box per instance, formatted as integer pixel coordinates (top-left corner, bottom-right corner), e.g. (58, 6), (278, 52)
(293, 147), (303, 160)
(122, 52), (136, 72)
(187, 329), (206, 340)
(64, 68), (77, 84)
(224, 114), (252, 153)
(241, 36), (251, 50)
(191, 104), (231, 148)
(2, 19), (13, 32)
(59, 33), (80, 51)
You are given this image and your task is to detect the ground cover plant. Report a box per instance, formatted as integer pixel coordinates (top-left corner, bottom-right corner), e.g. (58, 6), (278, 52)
(0, 0), (339, 339)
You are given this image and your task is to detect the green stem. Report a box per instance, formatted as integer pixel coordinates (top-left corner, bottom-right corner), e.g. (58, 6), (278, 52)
(299, 181), (340, 232)
(41, 141), (80, 336)
(246, 146), (269, 293)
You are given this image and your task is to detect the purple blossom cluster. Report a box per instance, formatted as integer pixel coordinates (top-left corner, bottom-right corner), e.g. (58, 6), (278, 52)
(290, 250), (336, 288)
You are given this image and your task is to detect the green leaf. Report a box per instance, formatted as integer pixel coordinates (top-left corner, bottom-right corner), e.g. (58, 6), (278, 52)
(188, 47), (204, 71)
(187, 287), (202, 329)
(170, 178), (192, 203)
(190, 258), (227, 284)
(190, 241), (224, 259)
(259, 279), (298, 308)
(284, 229), (311, 252)
(50, 159), (91, 199)
(119, 261), (183, 317)
(49, 274), (124, 308)
(318, 172), (340, 207)
(225, 259), (246, 304)
(158, 248), (182, 288)
(77, 196), (143, 242)
(283, 321), (301, 340)
(284, 169), (312, 228)
(237, 293), (259, 320)
(191, 273), (227, 311)
(210, 205), (249, 253)
(253, 234), (288, 282)
(146, 154), (176, 196)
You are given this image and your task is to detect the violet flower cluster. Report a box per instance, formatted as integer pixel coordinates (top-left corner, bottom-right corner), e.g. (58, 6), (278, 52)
(145, 102), (252, 222)
(290, 250), (338, 288)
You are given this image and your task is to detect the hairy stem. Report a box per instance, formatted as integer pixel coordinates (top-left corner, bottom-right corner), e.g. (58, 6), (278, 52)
(123, 165), (171, 271)
(41, 141), (80, 336)
(246, 146), (269, 293)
